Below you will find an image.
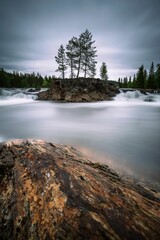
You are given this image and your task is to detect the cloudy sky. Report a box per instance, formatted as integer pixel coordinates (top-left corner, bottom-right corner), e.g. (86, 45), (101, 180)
(0, 0), (160, 79)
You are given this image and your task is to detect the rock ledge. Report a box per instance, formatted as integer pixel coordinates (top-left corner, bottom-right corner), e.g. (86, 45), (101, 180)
(0, 139), (160, 239)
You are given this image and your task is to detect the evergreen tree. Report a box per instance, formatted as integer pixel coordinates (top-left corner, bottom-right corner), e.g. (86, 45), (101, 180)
(146, 62), (155, 89)
(144, 69), (148, 88)
(123, 77), (128, 87)
(70, 30), (97, 78)
(55, 44), (67, 79)
(155, 64), (160, 88)
(128, 76), (132, 88)
(133, 74), (136, 88)
(100, 62), (108, 81)
(66, 37), (77, 78)
(80, 29), (97, 78)
(136, 65), (145, 88)
(90, 61), (96, 78)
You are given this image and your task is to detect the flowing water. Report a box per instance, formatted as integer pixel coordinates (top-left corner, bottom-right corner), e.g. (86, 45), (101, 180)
(0, 88), (160, 184)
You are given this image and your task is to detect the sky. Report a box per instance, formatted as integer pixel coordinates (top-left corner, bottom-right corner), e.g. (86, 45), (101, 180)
(0, 0), (160, 80)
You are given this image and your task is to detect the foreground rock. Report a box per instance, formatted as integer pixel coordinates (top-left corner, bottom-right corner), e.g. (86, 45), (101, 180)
(0, 140), (160, 240)
(38, 78), (119, 102)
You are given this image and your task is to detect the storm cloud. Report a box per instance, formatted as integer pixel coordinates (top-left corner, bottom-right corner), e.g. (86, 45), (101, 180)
(0, 0), (160, 79)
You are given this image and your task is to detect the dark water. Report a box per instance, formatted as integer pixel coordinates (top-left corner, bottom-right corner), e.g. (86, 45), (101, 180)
(0, 89), (160, 184)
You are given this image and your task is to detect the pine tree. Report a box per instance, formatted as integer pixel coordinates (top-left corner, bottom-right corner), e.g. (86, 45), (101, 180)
(70, 29), (97, 78)
(133, 74), (136, 88)
(55, 44), (67, 79)
(66, 37), (77, 78)
(155, 64), (160, 88)
(144, 69), (148, 88)
(80, 29), (97, 78)
(90, 61), (96, 78)
(128, 76), (132, 88)
(136, 65), (145, 88)
(146, 62), (156, 89)
(100, 62), (108, 81)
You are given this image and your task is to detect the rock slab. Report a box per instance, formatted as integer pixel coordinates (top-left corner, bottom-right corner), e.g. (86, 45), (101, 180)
(0, 139), (160, 239)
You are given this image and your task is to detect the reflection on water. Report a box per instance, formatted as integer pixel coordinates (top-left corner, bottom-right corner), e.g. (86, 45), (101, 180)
(0, 96), (160, 184)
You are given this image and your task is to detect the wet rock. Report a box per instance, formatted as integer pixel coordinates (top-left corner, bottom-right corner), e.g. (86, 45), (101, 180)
(38, 78), (120, 102)
(0, 139), (160, 240)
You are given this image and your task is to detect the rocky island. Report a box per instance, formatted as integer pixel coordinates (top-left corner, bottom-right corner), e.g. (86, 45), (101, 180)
(0, 139), (160, 239)
(38, 78), (119, 102)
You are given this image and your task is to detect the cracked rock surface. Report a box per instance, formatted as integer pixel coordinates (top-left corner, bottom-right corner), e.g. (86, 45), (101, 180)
(0, 139), (160, 239)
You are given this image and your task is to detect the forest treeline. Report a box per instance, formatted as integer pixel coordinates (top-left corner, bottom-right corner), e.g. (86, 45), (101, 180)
(119, 62), (160, 89)
(0, 69), (54, 88)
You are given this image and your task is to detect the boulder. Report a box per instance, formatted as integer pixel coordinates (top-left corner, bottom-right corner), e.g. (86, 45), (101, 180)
(0, 139), (160, 239)
(38, 78), (120, 102)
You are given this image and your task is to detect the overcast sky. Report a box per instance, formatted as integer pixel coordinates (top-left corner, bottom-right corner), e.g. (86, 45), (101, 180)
(0, 0), (160, 79)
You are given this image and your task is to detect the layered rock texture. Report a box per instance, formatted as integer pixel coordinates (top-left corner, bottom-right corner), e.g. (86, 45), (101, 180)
(0, 139), (160, 239)
(38, 78), (119, 102)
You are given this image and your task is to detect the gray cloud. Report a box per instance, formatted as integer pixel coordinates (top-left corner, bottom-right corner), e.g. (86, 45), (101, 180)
(0, 0), (160, 79)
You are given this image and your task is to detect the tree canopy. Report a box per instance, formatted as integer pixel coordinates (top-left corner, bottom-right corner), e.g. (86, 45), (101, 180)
(55, 29), (97, 79)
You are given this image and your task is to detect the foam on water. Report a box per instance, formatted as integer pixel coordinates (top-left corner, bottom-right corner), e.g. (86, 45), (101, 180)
(0, 88), (37, 106)
(113, 90), (160, 106)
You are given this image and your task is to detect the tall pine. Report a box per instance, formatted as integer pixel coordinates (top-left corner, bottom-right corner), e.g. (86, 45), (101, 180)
(66, 37), (77, 78)
(55, 45), (67, 79)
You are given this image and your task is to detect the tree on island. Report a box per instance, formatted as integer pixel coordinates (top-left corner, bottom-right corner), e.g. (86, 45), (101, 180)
(66, 37), (77, 78)
(79, 29), (97, 78)
(55, 44), (67, 79)
(55, 30), (97, 79)
(100, 62), (108, 81)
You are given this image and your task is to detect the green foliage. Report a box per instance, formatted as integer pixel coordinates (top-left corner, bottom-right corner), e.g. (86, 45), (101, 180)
(155, 64), (160, 88)
(55, 44), (67, 79)
(136, 65), (145, 88)
(146, 62), (156, 89)
(119, 62), (158, 89)
(100, 62), (108, 81)
(56, 29), (97, 79)
(0, 69), (54, 88)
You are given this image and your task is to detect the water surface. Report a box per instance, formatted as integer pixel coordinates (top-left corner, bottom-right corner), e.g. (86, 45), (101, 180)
(0, 88), (160, 184)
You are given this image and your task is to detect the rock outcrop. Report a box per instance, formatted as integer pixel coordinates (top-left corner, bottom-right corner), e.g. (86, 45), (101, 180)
(38, 78), (119, 102)
(0, 139), (160, 240)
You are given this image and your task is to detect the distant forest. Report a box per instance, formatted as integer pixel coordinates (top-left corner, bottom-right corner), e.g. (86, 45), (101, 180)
(119, 62), (160, 89)
(0, 69), (54, 88)
(0, 62), (160, 89)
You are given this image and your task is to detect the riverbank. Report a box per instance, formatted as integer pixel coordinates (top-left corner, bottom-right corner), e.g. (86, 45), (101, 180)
(0, 139), (160, 239)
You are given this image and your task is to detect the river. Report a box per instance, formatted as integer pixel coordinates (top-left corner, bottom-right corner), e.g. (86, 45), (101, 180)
(0, 88), (160, 185)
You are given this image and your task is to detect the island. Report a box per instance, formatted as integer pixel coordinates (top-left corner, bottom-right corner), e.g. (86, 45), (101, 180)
(37, 78), (120, 102)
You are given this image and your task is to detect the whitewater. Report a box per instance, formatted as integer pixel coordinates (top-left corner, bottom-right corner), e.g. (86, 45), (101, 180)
(0, 88), (160, 184)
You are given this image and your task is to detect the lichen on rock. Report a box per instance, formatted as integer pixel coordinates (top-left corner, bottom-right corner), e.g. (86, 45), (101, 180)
(0, 139), (160, 239)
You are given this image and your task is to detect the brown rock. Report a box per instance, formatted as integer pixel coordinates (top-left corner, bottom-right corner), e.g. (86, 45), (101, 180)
(38, 78), (120, 102)
(0, 139), (160, 239)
